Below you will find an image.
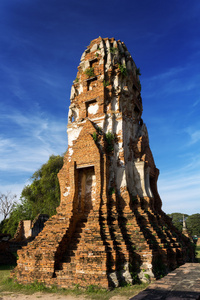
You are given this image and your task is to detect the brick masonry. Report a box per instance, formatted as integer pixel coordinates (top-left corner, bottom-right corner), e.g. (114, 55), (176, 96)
(11, 37), (195, 289)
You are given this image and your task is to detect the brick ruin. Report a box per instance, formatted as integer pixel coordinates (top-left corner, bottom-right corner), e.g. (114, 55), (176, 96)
(12, 37), (195, 288)
(12, 214), (49, 242)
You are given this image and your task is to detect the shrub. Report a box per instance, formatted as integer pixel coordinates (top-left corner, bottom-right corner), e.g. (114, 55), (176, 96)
(96, 126), (103, 134)
(108, 187), (115, 195)
(105, 132), (115, 153)
(92, 132), (98, 142)
(85, 67), (95, 78)
(136, 68), (141, 76)
(118, 64), (127, 77)
(109, 47), (117, 54)
(103, 80), (110, 87)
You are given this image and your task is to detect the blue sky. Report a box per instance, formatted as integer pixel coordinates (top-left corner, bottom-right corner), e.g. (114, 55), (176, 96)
(0, 0), (200, 219)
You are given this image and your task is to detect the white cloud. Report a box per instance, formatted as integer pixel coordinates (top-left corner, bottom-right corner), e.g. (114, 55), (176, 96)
(0, 182), (27, 200)
(158, 159), (200, 215)
(143, 63), (200, 100)
(185, 128), (200, 145)
(0, 106), (68, 221)
(0, 108), (67, 178)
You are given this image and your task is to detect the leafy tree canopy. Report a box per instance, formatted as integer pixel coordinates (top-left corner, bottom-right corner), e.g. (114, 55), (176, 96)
(0, 155), (63, 237)
(187, 214), (200, 236)
(21, 154), (63, 217)
(168, 212), (200, 236)
(168, 213), (188, 232)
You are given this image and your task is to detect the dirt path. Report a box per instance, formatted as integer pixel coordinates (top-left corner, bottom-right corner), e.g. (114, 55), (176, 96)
(0, 292), (86, 300)
(0, 291), (128, 300)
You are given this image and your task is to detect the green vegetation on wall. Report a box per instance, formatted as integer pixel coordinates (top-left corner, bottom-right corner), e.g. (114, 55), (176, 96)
(84, 67), (95, 78)
(105, 132), (115, 153)
(136, 67), (141, 76)
(118, 64), (127, 77)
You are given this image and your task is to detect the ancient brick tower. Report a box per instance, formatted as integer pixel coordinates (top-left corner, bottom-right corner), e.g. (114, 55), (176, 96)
(13, 37), (194, 288)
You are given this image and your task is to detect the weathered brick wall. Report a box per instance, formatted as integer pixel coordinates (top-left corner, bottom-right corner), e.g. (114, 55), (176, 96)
(12, 37), (195, 289)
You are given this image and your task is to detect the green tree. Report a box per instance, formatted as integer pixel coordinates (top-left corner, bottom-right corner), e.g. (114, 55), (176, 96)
(186, 214), (200, 236)
(0, 155), (63, 237)
(21, 154), (63, 217)
(167, 212), (188, 232)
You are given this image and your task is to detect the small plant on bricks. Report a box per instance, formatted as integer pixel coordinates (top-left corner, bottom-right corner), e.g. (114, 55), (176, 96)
(85, 67), (95, 78)
(105, 131), (115, 153)
(118, 63), (127, 77)
(136, 67), (141, 76)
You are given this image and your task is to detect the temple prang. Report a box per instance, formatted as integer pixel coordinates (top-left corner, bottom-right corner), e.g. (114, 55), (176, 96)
(11, 37), (195, 288)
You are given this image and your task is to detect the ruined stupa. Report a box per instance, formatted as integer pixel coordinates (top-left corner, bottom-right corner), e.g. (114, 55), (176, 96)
(12, 37), (194, 288)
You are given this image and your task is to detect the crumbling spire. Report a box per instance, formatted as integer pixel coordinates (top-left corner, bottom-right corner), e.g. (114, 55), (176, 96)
(11, 37), (195, 289)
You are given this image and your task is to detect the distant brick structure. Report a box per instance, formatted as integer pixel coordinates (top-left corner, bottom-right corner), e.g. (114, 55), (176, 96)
(12, 214), (49, 242)
(182, 214), (192, 240)
(12, 37), (195, 288)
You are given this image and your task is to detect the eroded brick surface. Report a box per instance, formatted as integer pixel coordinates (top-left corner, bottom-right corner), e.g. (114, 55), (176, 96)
(11, 37), (195, 289)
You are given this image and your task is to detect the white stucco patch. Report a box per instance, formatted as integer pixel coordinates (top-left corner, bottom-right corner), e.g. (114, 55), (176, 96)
(70, 86), (76, 100)
(99, 58), (104, 65)
(67, 126), (82, 146)
(116, 167), (126, 190)
(78, 84), (83, 94)
(116, 120), (122, 134)
(118, 142), (123, 150)
(80, 51), (86, 61)
(111, 96), (118, 111)
(99, 75), (104, 80)
(91, 43), (98, 52)
(105, 116), (113, 133)
(109, 272), (119, 287)
(134, 161), (151, 197)
(68, 147), (73, 157)
(113, 76), (119, 89)
(145, 167), (153, 197)
(88, 103), (99, 115)
(63, 187), (70, 197)
(81, 60), (90, 71)
(121, 57), (126, 66)
(96, 120), (104, 129)
(99, 41), (104, 53)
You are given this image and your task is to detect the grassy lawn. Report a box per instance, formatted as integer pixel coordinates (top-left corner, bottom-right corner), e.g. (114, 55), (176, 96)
(196, 245), (200, 263)
(0, 265), (148, 300)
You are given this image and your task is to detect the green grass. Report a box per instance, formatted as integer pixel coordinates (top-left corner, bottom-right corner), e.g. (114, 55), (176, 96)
(0, 265), (148, 299)
(196, 245), (200, 262)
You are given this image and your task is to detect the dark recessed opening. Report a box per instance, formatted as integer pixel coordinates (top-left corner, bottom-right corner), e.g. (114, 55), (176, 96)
(87, 76), (97, 91)
(89, 58), (98, 68)
(134, 105), (140, 114)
